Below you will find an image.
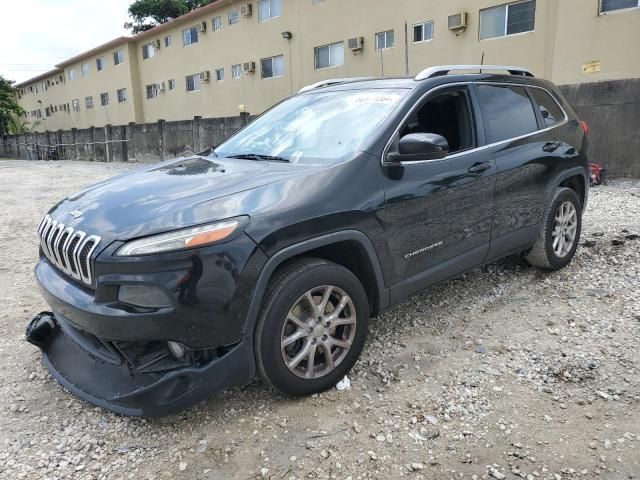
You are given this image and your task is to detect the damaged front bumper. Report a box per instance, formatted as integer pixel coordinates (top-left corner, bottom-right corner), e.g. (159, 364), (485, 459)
(26, 311), (254, 417)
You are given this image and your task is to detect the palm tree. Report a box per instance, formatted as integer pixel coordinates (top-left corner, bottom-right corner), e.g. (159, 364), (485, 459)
(6, 112), (40, 134)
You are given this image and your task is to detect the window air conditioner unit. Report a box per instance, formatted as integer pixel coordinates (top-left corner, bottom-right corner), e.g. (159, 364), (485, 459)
(448, 12), (468, 31)
(153, 39), (161, 49)
(243, 61), (256, 73)
(240, 3), (252, 17)
(198, 21), (207, 32)
(200, 70), (211, 81)
(348, 36), (364, 52)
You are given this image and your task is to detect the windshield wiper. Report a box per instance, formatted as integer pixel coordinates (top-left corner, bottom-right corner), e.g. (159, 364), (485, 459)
(226, 153), (290, 163)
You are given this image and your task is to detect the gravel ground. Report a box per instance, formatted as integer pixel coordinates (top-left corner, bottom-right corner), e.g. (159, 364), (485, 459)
(0, 159), (638, 480)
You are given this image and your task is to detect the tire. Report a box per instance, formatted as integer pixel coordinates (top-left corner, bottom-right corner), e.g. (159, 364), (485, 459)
(525, 187), (582, 270)
(255, 258), (369, 397)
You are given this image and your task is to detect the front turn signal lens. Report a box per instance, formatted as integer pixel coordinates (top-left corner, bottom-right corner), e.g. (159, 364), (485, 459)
(184, 224), (238, 248)
(117, 218), (243, 256)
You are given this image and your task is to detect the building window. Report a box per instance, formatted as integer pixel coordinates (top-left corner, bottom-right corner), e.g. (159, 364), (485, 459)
(114, 50), (124, 65)
(71, 99), (80, 111)
(100, 92), (109, 106)
(261, 55), (284, 78)
(232, 64), (243, 79)
(413, 21), (434, 43)
(600, 0), (640, 12)
(164, 35), (172, 47)
(375, 30), (394, 50)
(215, 68), (225, 81)
(258, 0), (280, 21)
(96, 57), (105, 71)
(479, 0), (536, 40)
(186, 74), (202, 92)
(81, 63), (90, 77)
(213, 15), (222, 30)
(117, 88), (128, 103)
(146, 84), (158, 99)
(314, 42), (344, 69)
(85, 96), (94, 109)
(168, 79), (176, 90)
(142, 43), (156, 59)
(183, 26), (199, 46)
(229, 9), (239, 24)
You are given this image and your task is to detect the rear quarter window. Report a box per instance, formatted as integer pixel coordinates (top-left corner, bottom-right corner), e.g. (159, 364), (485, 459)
(477, 85), (538, 143)
(529, 88), (565, 127)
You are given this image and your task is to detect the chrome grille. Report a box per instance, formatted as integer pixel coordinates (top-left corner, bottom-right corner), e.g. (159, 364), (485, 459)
(38, 214), (101, 286)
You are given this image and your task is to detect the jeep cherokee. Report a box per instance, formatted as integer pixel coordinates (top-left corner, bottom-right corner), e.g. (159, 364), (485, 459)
(26, 65), (589, 416)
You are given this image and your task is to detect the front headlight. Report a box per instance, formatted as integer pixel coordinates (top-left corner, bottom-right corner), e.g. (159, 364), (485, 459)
(116, 218), (244, 256)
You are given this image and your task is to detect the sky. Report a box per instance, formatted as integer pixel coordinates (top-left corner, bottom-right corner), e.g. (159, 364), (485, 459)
(0, 0), (133, 84)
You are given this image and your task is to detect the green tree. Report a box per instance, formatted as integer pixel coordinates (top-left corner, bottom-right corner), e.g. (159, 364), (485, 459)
(7, 112), (40, 134)
(124, 0), (214, 34)
(0, 76), (24, 136)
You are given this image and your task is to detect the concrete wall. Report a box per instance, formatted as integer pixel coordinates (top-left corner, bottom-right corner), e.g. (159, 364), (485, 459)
(560, 79), (640, 178)
(0, 114), (253, 164)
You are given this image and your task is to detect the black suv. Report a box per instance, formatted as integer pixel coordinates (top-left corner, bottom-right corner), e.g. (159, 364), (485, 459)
(27, 65), (589, 416)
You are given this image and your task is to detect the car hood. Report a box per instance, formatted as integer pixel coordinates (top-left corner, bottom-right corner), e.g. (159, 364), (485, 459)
(47, 155), (323, 242)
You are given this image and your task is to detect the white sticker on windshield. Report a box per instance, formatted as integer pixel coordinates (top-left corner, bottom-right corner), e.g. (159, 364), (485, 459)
(352, 94), (399, 104)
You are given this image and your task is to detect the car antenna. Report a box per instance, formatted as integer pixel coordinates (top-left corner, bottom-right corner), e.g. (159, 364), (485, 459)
(480, 52), (485, 74)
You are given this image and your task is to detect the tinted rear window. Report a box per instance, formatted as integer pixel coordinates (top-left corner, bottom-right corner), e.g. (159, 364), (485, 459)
(477, 85), (538, 143)
(529, 88), (565, 127)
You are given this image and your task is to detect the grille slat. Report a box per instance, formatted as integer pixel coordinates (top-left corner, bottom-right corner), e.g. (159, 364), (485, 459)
(38, 214), (101, 286)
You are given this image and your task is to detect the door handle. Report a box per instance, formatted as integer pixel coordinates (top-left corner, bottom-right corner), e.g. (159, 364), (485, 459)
(467, 162), (492, 174)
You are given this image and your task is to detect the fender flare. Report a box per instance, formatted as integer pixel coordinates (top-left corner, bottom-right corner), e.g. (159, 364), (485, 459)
(241, 230), (389, 337)
(546, 165), (589, 214)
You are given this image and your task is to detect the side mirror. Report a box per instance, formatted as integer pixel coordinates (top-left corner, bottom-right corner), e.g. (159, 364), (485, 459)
(386, 133), (449, 163)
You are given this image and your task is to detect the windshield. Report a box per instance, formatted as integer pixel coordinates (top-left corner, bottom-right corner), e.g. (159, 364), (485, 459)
(214, 88), (408, 163)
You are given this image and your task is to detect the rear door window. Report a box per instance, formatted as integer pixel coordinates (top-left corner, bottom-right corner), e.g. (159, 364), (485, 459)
(477, 85), (538, 143)
(529, 88), (565, 127)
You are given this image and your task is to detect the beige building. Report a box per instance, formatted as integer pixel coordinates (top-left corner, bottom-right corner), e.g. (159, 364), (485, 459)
(14, 0), (640, 132)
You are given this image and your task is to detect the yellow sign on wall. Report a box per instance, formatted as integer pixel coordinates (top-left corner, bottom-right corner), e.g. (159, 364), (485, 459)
(582, 61), (601, 74)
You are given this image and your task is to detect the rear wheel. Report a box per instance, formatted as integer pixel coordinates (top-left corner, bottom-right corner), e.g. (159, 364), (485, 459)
(526, 187), (582, 270)
(255, 258), (369, 397)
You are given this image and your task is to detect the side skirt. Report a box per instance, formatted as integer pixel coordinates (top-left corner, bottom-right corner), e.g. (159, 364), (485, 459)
(388, 244), (487, 305)
(484, 224), (539, 263)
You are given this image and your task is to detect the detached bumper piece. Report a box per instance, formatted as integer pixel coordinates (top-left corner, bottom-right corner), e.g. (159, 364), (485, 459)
(25, 312), (254, 417)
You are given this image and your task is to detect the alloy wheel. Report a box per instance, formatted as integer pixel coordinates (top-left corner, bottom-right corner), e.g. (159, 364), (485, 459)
(551, 201), (578, 258)
(280, 285), (357, 379)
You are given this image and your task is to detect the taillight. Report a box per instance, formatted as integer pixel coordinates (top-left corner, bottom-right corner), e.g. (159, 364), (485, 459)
(580, 120), (589, 136)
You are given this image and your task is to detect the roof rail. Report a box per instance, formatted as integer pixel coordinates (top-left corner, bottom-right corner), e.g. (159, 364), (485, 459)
(415, 65), (534, 81)
(298, 77), (376, 94)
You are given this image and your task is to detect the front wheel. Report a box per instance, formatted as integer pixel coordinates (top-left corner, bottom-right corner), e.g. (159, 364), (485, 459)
(255, 258), (369, 397)
(526, 187), (582, 270)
